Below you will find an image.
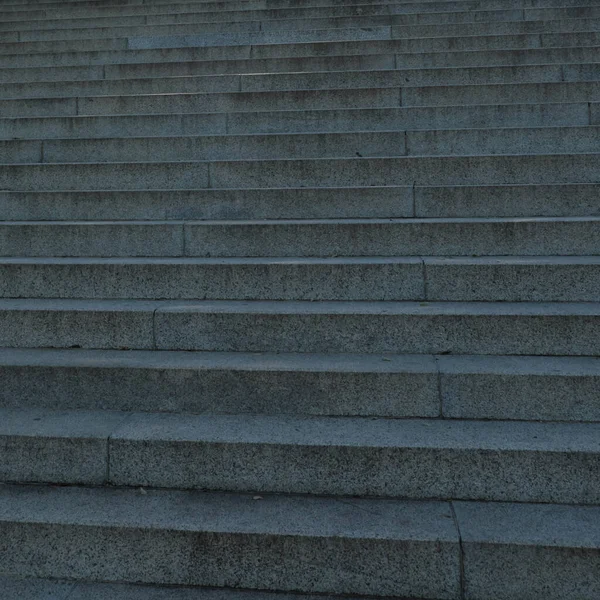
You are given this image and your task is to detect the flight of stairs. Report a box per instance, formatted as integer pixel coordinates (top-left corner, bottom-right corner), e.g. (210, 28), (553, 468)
(1, 0), (600, 597)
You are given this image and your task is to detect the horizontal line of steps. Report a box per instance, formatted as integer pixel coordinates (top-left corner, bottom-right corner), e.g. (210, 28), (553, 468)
(0, 484), (598, 599)
(3, 2), (600, 34)
(10, 13), (600, 46)
(2, 184), (598, 220)
(8, 81), (600, 119)
(5, 6), (600, 37)
(3, 0), (599, 24)
(1, 154), (599, 190)
(2, 347), (599, 421)
(4, 126), (600, 163)
(3, 63), (599, 100)
(1, 298), (599, 355)
(1, 103), (593, 138)
(3, 32), (600, 69)
(5, 22), (600, 58)
(2, 46), (600, 85)
(0, 216), (598, 257)
(2, 255), (599, 302)
(2, 407), (600, 501)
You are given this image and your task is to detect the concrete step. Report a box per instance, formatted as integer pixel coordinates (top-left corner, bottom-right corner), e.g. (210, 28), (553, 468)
(1, 153), (598, 191)
(0, 485), (598, 599)
(2, 46), (600, 84)
(0, 217), (597, 258)
(4, 0), (600, 24)
(2, 62), (598, 100)
(4, 26), (600, 60)
(2, 256), (600, 302)
(2, 347), (599, 421)
(1, 298), (599, 355)
(1, 184), (599, 221)
(6, 126), (600, 164)
(1, 103), (590, 139)
(12, 8), (600, 43)
(7, 80), (600, 119)
(2, 407), (600, 502)
(3, 31), (600, 69)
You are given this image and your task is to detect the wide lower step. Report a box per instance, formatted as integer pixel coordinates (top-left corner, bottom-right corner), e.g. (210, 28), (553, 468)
(7, 80), (600, 119)
(0, 484), (598, 599)
(2, 31), (599, 69)
(2, 45), (599, 84)
(2, 256), (599, 302)
(1, 299), (600, 355)
(3, 347), (599, 421)
(2, 154), (599, 190)
(1, 104), (594, 138)
(2, 408), (600, 502)
(2, 62), (598, 99)
(1, 184), (599, 220)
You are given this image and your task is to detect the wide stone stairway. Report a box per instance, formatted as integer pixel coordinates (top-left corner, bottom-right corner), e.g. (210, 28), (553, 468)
(1, 0), (600, 596)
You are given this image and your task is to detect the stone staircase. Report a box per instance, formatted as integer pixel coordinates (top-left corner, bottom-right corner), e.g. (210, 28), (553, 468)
(0, 0), (599, 597)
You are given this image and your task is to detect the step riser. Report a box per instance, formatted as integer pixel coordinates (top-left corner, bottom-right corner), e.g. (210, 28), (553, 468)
(3, 414), (599, 504)
(2, 303), (599, 355)
(4, 127), (600, 163)
(2, 155), (596, 191)
(2, 104), (590, 139)
(2, 184), (599, 220)
(0, 512), (458, 598)
(1, 220), (597, 258)
(1, 63), (596, 100)
(2, 260), (599, 302)
(3, 350), (599, 421)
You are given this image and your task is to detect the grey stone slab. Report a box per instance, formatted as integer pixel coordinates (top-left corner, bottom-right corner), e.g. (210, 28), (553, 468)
(0, 222), (184, 257)
(0, 162), (209, 191)
(0, 299), (157, 349)
(0, 72), (241, 99)
(127, 25), (392, 49)
(0, 576), (74, 599)
(40, 132), (407, 163)
(206, 154), (600, 190)
(3, 104), (589, 139)
(0, 408), (125, 484)
(0, 485), (460, 597)
(103, 52), (395, 80)
(0, 257), (425, 301)
(0, 348), (439, 416)
(454, 501), (600, 600)
(0, 187), (412, 220)
(406, 126), (600, 156)
(239, 64), (566, 93)
(110, 413), (600, 502)
(424, 256), (600, 301)
(439, 354), (600, 421)
(0, 64), (103, 83)
(415, 184), (600, 217)
(154, 300), (600, 355)
(76, 87), (402, 116)
(402, 81), (600, 107)
(184, 217), (600, 257)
